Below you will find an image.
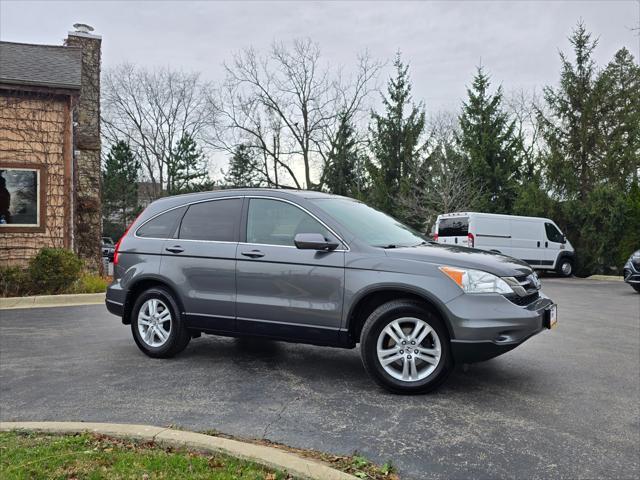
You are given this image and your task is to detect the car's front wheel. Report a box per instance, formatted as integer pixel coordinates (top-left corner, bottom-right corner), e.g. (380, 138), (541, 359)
(556, 258), (573, 277)
(360, 300), (452, 394)
(131, 287), (190, 358)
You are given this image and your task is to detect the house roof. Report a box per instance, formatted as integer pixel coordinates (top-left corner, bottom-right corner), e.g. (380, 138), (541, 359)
(0, 41), (82, 90)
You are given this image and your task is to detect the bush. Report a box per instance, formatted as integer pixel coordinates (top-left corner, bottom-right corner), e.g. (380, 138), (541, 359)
(28, 248), (83, 295)
(70, 274), (109, 294)
(0, 266), (30, 297)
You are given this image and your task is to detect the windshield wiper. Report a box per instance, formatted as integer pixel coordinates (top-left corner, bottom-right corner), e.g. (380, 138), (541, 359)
(376, 244), (398, 249)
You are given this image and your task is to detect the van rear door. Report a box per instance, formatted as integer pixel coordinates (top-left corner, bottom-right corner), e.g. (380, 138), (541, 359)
(437, 217), (470, 246)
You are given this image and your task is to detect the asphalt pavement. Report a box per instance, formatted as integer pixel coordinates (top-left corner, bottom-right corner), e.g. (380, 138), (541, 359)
(1, 278), (638, 479)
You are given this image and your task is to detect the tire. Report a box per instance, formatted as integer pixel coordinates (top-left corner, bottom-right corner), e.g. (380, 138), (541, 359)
(360, 300), (453, 394)
(633, 285), (640, 293)
(130, 287), (190, 358)
(556, 257), (573, 277)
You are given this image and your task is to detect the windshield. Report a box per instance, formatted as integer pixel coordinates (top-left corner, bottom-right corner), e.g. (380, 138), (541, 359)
(313, 198), (425, 247)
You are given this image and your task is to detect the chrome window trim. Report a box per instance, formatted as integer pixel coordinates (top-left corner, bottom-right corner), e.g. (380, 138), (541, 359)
(244, 195), (350, 252)
(133, 195), (243, 241)
(132, 193), (350, 251)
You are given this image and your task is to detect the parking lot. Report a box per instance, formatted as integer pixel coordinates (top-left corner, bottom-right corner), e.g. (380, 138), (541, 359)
(1, 278), (638, 479)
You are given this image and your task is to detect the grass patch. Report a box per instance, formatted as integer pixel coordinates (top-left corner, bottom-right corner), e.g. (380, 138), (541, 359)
(0, 431), (290, 479)
(200, 430), (399, 480)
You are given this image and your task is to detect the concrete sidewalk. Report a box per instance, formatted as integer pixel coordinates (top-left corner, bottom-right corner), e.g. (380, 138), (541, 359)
(0, 421), (356, 480)
(0, 292), (105, 310)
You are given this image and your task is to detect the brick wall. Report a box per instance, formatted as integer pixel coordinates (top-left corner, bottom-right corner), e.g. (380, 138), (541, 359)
(0, 93), (72, 267)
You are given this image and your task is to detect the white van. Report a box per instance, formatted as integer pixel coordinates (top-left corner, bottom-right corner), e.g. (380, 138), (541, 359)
(435, 212), (575, 276)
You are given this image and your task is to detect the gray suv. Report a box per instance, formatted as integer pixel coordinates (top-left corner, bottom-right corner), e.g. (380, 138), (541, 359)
(106, 189), (557, 393)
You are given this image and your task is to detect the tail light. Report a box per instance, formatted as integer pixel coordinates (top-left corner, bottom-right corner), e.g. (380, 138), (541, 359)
(113, 214), (141, 265)
(467, 232), (475, 248)
(434, 233), (439, 241)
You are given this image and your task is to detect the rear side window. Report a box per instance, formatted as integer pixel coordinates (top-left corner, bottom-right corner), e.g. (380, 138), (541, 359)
(136, 206), (186, 239)
(545, 222), (564, 243)
(179, 198), (242, 242)
(438, 217), (469, 237)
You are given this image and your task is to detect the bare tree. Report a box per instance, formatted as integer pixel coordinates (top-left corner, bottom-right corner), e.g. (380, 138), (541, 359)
(207, 39), (381, 189)
(505, 88), (545, 168)
(102, 64), (210, 199)
(399, 112), (482, 232)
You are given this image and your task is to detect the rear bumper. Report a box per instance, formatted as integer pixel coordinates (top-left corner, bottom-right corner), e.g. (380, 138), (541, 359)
(105, 280), (126, 318)
(444, 291), (554, 364)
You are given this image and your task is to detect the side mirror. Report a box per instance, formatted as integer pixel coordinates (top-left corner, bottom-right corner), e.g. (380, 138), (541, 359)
(562, 234), (567, 244)
(294, 233), (339, 251)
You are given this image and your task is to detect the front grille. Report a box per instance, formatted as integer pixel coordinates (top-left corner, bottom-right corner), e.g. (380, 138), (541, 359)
(507, 291), (540, 306)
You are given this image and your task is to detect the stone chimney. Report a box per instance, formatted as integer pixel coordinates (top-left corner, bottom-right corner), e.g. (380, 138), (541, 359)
(65, 24), (102, 272)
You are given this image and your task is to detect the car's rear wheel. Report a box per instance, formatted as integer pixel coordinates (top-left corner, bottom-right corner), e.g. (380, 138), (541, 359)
(633, 284), (640, 293)
(360, 300), (452, 394)
(556, 258), (573, 277)
(131, 287), (190, 358)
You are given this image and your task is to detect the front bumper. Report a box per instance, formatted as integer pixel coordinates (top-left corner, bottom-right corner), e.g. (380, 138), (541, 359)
(623, 266), (640, 284)
(445, 291), (554, 363)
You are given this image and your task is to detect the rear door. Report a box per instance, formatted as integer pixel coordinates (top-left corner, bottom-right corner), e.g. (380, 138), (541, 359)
(160, 197), (243, 333)
(235, 197), (345, 344)
(437, 216), (470, 246)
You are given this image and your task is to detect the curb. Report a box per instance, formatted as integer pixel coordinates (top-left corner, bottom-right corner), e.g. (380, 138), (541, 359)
(586, 275), (624, 282)
(0, 421), (357, 480)
(0, 292), (105, 310)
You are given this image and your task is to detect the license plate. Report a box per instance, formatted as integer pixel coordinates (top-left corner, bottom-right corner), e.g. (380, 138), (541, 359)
(546, 304), (558, 329)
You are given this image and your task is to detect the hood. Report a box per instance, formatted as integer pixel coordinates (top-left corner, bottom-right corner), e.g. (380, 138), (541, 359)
(385, 243), (533, 277)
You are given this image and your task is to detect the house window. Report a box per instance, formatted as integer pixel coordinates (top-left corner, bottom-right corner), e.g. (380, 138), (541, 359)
(0, 165), (46, 232)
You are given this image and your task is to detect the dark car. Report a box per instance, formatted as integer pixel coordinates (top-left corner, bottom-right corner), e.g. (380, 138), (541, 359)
(102, 237), (115, 261)
(623, 250), (640, 293)
(106, 189), (557, 394)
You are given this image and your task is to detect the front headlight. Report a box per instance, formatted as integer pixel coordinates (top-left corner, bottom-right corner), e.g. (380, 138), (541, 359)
(439, 266), (514, 294)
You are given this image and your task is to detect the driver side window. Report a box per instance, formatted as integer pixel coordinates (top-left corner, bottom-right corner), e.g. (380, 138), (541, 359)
(246, 198), (333, 246)
(544, 222), (564, 243)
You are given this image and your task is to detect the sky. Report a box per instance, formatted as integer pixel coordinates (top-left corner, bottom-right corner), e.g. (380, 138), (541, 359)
(1, 0), (638, 111)
(1, 0), (638, 175)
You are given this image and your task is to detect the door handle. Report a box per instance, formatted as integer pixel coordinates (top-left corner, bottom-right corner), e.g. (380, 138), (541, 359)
(537, 241), (540, 247)
(165, 245), (184, 254)
(241, 250), (265, 258)
(545, 241), (548, 248)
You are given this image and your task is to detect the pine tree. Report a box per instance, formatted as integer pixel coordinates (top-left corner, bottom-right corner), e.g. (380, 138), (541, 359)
(599, 47), (640, 187)
(538, 22), (604, 201)
(167, 134), (212, 194)
(367, 53), (426, 219)
(324, 113), (363, 197)
(102, 141), (140, 234)
(223, 144), (263, 188)
(458, 67), (521, 213)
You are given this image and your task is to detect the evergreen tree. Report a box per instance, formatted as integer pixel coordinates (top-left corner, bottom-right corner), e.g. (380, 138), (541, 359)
(167, 134), (213, 194)
(324, 113), (363, 197)
(367, 53), (426, 219)
(223, 144), (263, 188)
(102, 141), (140, 235)
(458, 67), (521, 213)
(538, 22), (604, 201)
(599, 47), (640, 187)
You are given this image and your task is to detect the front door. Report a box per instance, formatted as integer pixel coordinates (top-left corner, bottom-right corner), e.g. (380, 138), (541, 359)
(543, 222), (565, 268)
(160, 197), (243, 333)
(235, 197), (345, 344)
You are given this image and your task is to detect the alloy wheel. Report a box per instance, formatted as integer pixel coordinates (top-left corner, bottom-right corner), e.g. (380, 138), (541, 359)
(376, 317), (442, 382)
(137, 298), (172, 348)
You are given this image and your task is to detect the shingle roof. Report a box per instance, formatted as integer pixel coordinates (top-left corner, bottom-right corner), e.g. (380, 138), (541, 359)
(0, 41), (82, 90)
